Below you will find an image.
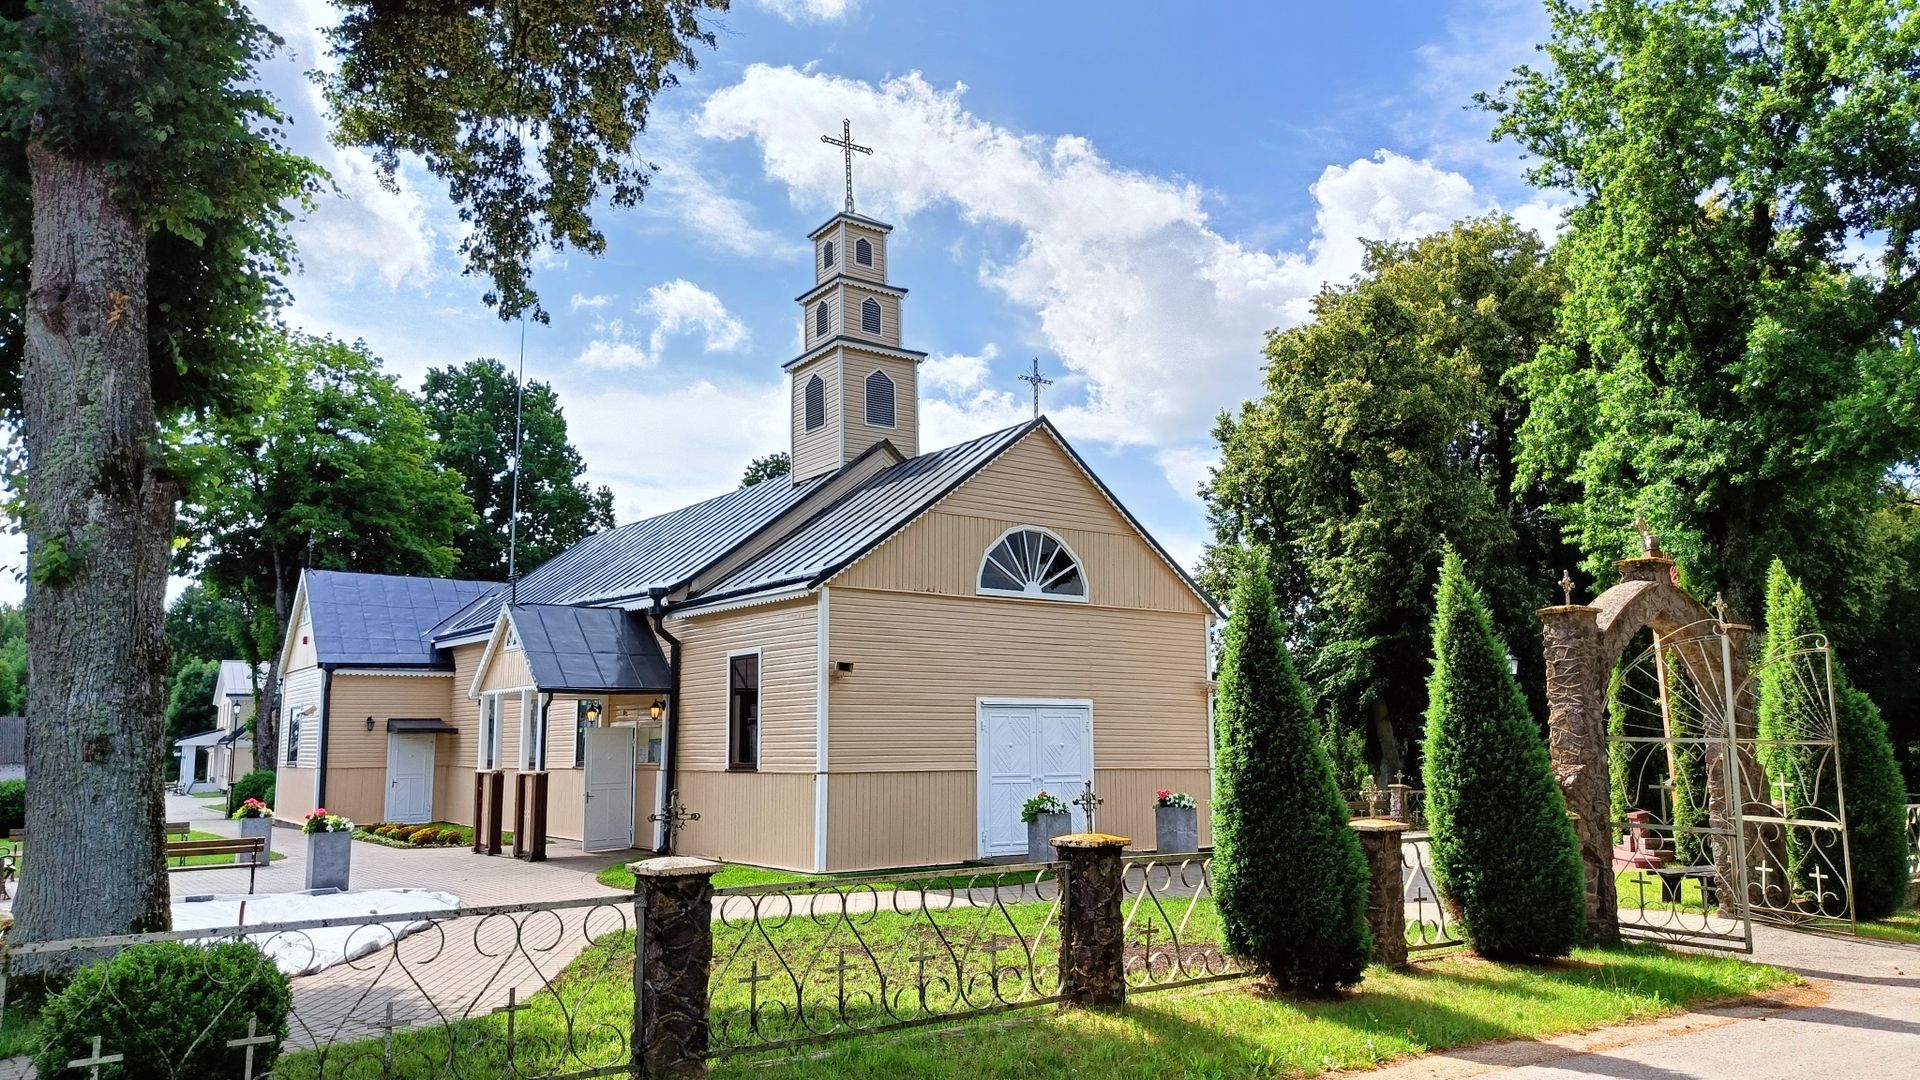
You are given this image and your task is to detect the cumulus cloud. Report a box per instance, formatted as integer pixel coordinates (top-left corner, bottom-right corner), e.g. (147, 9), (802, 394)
(699, 66), (1512, 492)
(578, 279), (749, 369)
(755, 0), (860, 23)
(570, 293), (611, 311)
(921, 344), (998, 394)
(655, 161), (808, 259)
(564, 379), (790, 516)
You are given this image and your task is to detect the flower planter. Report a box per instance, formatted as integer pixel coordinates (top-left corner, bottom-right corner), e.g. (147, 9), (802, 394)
(1027, 811), (1071, 863)
(1155, 805), (1198, 854)
(305, 830), (353, 892)
(238, 816), (273, 866)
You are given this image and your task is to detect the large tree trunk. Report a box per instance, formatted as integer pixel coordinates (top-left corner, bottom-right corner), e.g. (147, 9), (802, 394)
(12, 133), (175, 960)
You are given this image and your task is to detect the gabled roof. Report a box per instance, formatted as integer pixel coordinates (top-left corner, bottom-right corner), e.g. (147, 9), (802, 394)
(305, 570), (500, 667)
(689, 421), (1040, 605)
(432, 473), (830, 641)
(506, 604), (672, 694)
(214, 660), (267, 699)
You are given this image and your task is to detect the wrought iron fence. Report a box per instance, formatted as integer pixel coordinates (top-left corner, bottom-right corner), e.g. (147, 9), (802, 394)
(3, 894), (638, 1079)
(1400, 831), (1462, 954)
(1907, 803), (1920, 884)
(1118, 853), (1247, 992)
(705, 862), (1064, 1058)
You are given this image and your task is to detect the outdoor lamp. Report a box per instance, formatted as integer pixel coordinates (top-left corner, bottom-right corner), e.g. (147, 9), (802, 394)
(649, 699), (666, 722)
(1505, 651), (1520, 676)
(585, 702), (602, 724)
(365, 716), (375, 732)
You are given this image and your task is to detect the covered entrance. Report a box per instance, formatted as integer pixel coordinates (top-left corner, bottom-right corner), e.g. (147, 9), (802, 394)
(977, 699), (1093, 858)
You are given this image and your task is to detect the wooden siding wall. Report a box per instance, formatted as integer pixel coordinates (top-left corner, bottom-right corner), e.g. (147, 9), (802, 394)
(323, 767), (387, 826)
(671, 598), (818, 774)
(285, 609), (317, 671)
(278, 765), (317, 822)
(326, 675), (456, 770)
(280, 668), (324, 768)
(844, 222), (887, 283)
(826, 772), (974, 869)
(791, 354), (843, 481)
(478, 645), (533, 693)
(805, 295), (839, 348)
(675, 771), (814, 871)
(838, 284), (901, 344)
(839, 352), (918, 460)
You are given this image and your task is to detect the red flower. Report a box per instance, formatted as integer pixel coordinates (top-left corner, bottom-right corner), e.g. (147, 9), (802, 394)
(1155, 789), (1171, 800)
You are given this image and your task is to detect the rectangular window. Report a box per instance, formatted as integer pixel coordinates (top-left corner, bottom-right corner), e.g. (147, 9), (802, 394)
(728, 653), (760, 770)
(573, 699), (602, 767)
(285, 705), (305, 765)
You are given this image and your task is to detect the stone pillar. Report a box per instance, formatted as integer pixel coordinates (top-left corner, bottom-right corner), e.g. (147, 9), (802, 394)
(1051, 832), (1128, 1007)
(633, 856), (721, 1077)
(1387, 783), (1412, 823)
(1539, 602), (1618, 943)
(1350, 818), (1409, 967)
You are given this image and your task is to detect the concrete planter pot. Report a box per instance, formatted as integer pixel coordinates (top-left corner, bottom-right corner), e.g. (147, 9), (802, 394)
(1155, 805), (1198, 854)
(305, 830), (353, 892)
(238, 816), (273, 866)
(1027, 812), (1071, 863)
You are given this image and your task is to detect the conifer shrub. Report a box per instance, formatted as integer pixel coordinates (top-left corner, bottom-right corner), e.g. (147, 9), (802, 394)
(1212, 555), (1371, 993)
(1758, 560), (1911, 920)
(227, 769), (275, 815)
(0, 778), (24, 833)
(1421, 553), (1585, 960)
(33, 940), (291, 1078)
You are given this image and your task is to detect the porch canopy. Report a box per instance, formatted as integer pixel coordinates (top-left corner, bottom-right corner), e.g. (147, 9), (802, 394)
(506, 604), (672, 695)
(174, 729), (226, 750)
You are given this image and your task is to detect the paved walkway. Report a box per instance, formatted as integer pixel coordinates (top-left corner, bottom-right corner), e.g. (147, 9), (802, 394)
(1353, 922), (1920, 1080)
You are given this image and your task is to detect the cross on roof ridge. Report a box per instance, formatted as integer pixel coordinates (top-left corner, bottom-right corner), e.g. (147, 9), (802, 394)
(821, 118), (873, 215)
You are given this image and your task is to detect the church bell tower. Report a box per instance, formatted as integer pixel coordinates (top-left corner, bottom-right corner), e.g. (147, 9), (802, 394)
(788, 120), (924, 482)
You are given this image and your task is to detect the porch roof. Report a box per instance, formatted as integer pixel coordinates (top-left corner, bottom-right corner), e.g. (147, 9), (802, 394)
(507, 604), (672, 694)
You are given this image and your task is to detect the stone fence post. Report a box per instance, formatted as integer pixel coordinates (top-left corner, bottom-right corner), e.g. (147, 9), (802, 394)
(1051, 833), (1129, 1007)
(1350, 818), (1409, 968)
(632, 856), (721, 1077)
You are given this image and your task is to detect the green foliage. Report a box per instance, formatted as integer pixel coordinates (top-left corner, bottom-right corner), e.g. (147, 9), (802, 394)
(33, 939), (290, 1079)
(0, 0), (321, 417)
(176, 331), (476, 672)
(0, 778), (23, 833)
(1422, 553), (1586, 960)
(164, 658), (220, 745)
(1318, 714), (1371, 796)
(1486, 0), (1920, 628)
(228, 769), (275, 815)
(1204, 217), (1572, 776)
(165, 583), (248, 676)
(0, 602), (24, 713)
(741, 452), (792, 487)
(420, 357), (614, 578)
(1759, 559), (1911, 919)
(323, 0), (726, 319)
(1211, 555), (1371, 993)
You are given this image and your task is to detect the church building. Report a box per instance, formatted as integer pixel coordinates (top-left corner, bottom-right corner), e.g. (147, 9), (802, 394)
(271, 149), (1219, 872)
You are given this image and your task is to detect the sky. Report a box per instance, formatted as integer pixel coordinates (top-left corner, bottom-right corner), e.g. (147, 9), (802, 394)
(2, 0), (1574, 604)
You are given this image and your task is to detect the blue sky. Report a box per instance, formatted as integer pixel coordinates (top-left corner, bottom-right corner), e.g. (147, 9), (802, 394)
(0, 1), (1575, 603)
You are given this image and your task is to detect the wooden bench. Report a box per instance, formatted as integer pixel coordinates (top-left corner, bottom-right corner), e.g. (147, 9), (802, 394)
(166, 836), (267, 894)
(8, 821), (193, 846)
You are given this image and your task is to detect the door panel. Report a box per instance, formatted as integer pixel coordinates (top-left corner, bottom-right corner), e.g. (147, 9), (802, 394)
(385, 735), (435, 823)
(978, 703), (1091, 857)
(584, 726), (636, 852)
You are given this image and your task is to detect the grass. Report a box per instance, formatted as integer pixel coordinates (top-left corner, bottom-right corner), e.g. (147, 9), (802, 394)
(1614, 867), (1714, 913)
(594, 859), (1031, 892)
(0, 1002), (39, 1060)
(1857, 906), (1920, 945)
(269, 928), (1792, 1079)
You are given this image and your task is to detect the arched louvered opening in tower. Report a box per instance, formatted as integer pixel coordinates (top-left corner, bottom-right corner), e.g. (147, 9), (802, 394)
(861, 297), (882, 335)
(865, 369), (895, 427)
(804, 374), (825, 431)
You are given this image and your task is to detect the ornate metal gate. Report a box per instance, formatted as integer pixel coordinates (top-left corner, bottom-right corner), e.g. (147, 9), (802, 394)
(1606, 618), (1855, 950)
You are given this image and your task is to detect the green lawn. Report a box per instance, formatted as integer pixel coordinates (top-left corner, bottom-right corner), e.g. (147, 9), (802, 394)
(270, 929), (1791, 1079)
(1858, 907), (1920, 945)
(1615, 867), (1715, 913)
(594, 859), (1042, 893)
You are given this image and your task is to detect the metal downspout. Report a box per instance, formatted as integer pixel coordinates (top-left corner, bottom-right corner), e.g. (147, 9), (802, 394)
(648, 587), (683, 855)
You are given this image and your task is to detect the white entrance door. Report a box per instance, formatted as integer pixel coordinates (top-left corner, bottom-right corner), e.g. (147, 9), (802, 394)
(385, 734), (435, 823)
(583, 726), (637, 852)
(978, 701), (1093, 857)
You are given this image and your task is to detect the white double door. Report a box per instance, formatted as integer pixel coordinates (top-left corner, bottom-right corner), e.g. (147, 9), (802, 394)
(978, 700), (1093, 857)
(384, 734), (435, 823)
(583, 726), (637, 852)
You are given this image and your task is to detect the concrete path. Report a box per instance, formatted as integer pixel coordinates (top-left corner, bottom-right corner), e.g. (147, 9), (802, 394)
(1353, 923), (1920, 1080)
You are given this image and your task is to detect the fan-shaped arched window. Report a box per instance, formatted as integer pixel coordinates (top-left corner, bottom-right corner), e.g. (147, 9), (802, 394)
(978, 527), (1087, 601)
(865, 369), (895, 427)
(814, 300), (830, 338)
(822, 240), (835, 268)
(861, 297), (882, 335)
(855, 237), (873, 266)
(804, 375), (825, 431)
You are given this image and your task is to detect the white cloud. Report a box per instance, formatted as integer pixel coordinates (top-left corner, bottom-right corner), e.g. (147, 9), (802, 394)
(578, 339), (656, 370)
(700, 66), (1502, 455)
(755, 0), (860, 23)
(577, 280), (749, 369)
(921, 388), (1031, 453)
(571, 293), (611, 311)
(921, 344), (998, 394)
(565, 379), (789, 517)
(655, 161), (807, 259)
(1155, 446), (1218, 504)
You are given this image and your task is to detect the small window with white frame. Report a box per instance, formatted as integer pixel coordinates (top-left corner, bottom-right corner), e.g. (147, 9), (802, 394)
(978, 527), (1088, 601)
(285, 704), (311, 765)
(573, 699), (602, 767)
(728, 652), (760, 771)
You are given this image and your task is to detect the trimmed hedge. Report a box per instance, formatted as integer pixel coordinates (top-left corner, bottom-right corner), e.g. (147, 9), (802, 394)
(228, 769), (275, 815)
(1421, 553), (1585, 960)
(1212, 555), (1371, 993)
(33, 939), (291, 1079)
(0, 778), (23, 833)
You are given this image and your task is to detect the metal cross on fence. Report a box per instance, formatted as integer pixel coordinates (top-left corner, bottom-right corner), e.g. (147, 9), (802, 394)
(650, 789), (701, 851)
(821, 118), (874, 214)
(67, 1036), (122, 1079)
(825, 947), (863, 1011)
(1073, 781), (1103, 832)
(226, 1016), (277, 1080)
(1558, 568), (1576, 606)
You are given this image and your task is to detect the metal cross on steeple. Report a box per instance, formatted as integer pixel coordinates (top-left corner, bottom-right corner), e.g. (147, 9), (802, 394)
(820, 118), (873, 214)
(1018, 357), (1053, 419)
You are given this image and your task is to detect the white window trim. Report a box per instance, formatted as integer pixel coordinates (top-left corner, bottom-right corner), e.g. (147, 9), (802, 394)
(822, 239), (835, 268)
(975, 525), (1091, 604)
(855, 237), (873, 266)
(863, 368), (896, 429)
(519, 692), (546, 771)
(803, 374), (826, 432)
(476, 690), (518, 771)
(860, 296), (883, 336)
(726, 647), (764, 771)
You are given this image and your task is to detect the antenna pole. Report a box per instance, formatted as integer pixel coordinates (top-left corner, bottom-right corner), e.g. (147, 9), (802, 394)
(507, 319), (527, 602)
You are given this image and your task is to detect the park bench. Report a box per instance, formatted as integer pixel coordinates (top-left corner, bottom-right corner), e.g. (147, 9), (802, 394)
(165, 836), (267, 894)
(1, 823), (248, 897)
(1649, 863), (1720, 907)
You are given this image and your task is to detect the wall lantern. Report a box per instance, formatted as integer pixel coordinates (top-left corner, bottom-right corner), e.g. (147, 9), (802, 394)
(585, 702), (603, 724)
(1505, 651), (1520, 677)
(365, 715), (375, 732)
(649, 699), (666, 722)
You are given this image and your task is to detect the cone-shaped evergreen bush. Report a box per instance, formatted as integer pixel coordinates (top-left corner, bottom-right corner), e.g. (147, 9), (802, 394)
(1758, 560), (1910, 920)
(1421, 553), (1585, 959)
(1213, 556), (1371, 993)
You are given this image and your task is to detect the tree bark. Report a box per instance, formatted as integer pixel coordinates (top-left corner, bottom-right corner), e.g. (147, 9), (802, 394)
(12, 132), (175, 959)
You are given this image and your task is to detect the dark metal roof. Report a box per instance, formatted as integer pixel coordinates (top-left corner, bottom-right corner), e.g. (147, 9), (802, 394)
(692, 421), (1039, 603)
(431, 476), (828, 641)
(507, 604), (672, 693)
(306, 570), (500, 667)
(783, 336), (929, 371)
(387, 718), (458, 734)
(809, 211), (894, 239)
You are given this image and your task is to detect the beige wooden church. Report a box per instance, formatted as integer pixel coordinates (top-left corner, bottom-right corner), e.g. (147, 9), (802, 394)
(272, 181), (1219, 873)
